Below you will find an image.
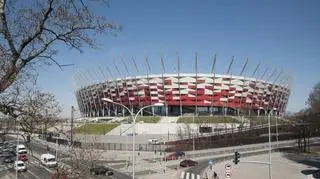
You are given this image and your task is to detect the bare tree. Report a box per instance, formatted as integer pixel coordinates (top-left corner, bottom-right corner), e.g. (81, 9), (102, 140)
(52, 136), (105, 179)
(19, 90), (62, 140)
(307, 82), (320, 115)
(0, 0), (120, 93)
(294, 82), (320, 152)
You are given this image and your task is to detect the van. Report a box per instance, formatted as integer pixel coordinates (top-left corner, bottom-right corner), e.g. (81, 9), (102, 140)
(40, 153), (57, 167)
(17, 144), (27, 154)
(148, 139), (160, 145)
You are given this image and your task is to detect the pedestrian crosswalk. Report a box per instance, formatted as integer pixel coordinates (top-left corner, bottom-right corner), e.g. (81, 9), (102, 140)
(180, 171), (201, 179)
(0, 160), (42, 172)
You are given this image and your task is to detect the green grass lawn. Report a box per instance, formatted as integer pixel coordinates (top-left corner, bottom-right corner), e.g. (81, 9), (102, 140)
(124, 116), (161, 123)
(248, 116), (286, 126)
(76, 123), (119, 135)
(177, 116), (239, 123)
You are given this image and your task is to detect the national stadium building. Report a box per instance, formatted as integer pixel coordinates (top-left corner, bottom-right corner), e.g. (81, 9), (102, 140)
(75, 70), (291, 117)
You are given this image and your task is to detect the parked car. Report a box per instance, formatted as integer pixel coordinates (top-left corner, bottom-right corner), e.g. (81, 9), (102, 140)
(18, 154), (28, 161)
(180, 159), (198, 167)
(175, 151), (185, 158)
(17, 144), (27, 154)
(163, 153), (177, 161)
(148, 139), (160, 145)
(14, 161), (27, 172)
(3, 156), (14, 163)
(90, 166), (113, 175)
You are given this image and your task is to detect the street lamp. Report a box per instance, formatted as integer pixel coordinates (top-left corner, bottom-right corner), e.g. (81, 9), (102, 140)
(101, 98), (133, 172)
(101, 98), (164, 179)
(267, 107), (277, 179)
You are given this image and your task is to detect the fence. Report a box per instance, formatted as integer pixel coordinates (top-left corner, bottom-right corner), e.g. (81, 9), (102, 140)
(45, 136), (170, 152)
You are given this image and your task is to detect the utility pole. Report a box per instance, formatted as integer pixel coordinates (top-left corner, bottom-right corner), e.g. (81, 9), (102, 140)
(70, 106), (75, 148)
(45, 109), (48, 139)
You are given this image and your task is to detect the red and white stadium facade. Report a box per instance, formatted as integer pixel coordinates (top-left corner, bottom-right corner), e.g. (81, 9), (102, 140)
(76, 73), (291, 117)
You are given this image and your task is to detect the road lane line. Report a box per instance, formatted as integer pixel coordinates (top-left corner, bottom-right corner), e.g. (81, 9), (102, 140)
(39, 165), (54, 173)
(180, 171), (185, 178)
(186, 172), (190, 179)
(27, 170), (41, 179)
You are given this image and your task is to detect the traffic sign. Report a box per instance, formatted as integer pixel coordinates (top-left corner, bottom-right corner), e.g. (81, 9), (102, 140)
(225, 163), (231, 170)
(225, 172), (231, 178)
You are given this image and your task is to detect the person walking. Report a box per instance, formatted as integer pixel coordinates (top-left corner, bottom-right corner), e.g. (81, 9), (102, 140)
(203, 160), (219, 179)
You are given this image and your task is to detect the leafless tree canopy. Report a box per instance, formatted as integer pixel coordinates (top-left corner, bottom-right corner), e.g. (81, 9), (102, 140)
(19, 89), (62, 135)
(307, 82), (320, 115)
(0, 0), (120, 93)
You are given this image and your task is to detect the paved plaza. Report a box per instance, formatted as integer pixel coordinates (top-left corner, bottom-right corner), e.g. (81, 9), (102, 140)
(207, 152), (318, 179)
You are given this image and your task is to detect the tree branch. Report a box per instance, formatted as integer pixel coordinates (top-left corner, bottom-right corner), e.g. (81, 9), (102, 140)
(17, 0), (54, 56)
(0, 0), (19, 60)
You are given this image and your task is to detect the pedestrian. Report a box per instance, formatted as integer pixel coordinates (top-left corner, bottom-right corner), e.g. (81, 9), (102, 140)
(203, 164), (219, 179)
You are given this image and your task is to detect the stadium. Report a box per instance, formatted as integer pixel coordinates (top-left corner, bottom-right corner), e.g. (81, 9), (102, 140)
(75, 58), (291, 118)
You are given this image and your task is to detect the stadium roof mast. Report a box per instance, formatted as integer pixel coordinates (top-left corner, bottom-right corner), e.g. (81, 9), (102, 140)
(86, 70), (98, 117)
(177, 52), (183, 117)
(106, 65), (122, 117)
(238, 58), (249, 117)
(145, 57), (155, 116)
(88, 69), (104, 117)
(266, 69), (283, 114)
(225, 56), (235, 117)
(121, 57), (134, 114)
(280, 76), (292, 115)
(77, 71), (91, 117)
(115, 57), (132, 116)
(248, 63), (263, 117)
(273, 75), (290, 116)
(161, 56), (168, 117)
(132, 57), (142, 114)
(72, 71), (85, 117)
(258, 68), (277, 116)
(114, 61), (127, 117)
(98, 64), (111, 116)
(210, 54), (217, 116)
(195, 52), (199, 117)
(79, 70), (92, 117)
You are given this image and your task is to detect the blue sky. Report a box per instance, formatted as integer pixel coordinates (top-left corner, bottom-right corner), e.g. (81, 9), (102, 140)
(37, 0), (320, 117)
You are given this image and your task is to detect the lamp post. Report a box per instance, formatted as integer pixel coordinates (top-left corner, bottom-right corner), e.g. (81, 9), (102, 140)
(267, 107), (277, 179)
(101, 98), (163, 179)
(101, 98), (134, 170)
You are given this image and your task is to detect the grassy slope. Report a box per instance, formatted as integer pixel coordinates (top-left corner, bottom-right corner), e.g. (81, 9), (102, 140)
(177, 116), (239, 123)
(76, 123), (119, 135)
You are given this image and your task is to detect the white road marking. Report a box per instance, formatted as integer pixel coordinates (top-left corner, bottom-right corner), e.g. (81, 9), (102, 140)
(196, 174), (201, 179)
(39, 165), (54, 173)
(27, 169), (41, 179)
(180, 171), (185, 178)
(191, 173), (195, 179)
(186, 172), (190, 179)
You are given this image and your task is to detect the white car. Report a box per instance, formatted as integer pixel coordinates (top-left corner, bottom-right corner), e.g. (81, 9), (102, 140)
(148, 139), (160, 145)
(14, 161), (26, 172)
(40, 153), (57, 167)
(17, 144), (27, 154)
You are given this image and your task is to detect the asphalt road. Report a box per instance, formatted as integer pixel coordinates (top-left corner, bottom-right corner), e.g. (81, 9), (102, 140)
(0, 155), (53, 179)
(3, 136), (132, 179)
(62, 158), (132, 179)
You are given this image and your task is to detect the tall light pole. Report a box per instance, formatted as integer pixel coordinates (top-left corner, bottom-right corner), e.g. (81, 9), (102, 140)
(101, 98), (133, 167)
(101, 98), (164, 179)
(268, 107), (277, 179)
